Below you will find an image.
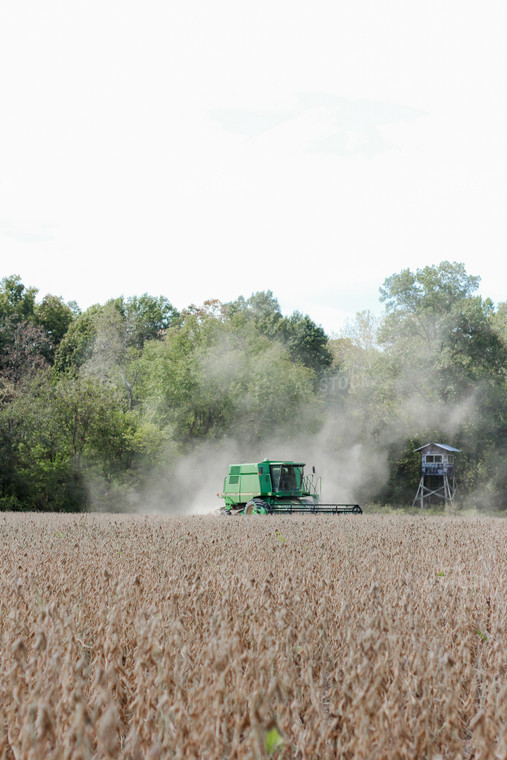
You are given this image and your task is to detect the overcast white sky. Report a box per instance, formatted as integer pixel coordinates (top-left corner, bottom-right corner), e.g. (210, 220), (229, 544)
(1, 1), (506, 334)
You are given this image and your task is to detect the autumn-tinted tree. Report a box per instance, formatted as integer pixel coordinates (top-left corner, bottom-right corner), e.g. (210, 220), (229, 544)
(2, 321), (50, 386)
(0, 275), (38, 365)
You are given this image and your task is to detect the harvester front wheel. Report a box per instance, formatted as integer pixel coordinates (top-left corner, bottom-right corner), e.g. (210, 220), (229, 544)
(244, 499), (269, 515)
(244, 500), (258, 515)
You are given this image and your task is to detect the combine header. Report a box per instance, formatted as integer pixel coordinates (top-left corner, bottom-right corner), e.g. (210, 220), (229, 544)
(219, 459), (362, 515)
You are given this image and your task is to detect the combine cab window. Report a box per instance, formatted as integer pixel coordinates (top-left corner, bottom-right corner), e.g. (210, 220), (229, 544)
(270, 465), (303, 492)
(270, 466), (281, 490)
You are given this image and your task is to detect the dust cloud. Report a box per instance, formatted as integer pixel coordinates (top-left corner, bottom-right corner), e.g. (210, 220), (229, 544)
(84, 308), (484, 515)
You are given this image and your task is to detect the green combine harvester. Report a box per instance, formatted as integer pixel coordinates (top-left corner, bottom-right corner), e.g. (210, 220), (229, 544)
(219, 459), (362, 515)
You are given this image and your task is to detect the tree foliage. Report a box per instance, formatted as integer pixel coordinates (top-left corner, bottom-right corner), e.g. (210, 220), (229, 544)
(0, 267), (506, 511)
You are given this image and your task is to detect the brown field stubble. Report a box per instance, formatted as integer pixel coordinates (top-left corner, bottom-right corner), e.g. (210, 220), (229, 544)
(0, 513), (506, 759)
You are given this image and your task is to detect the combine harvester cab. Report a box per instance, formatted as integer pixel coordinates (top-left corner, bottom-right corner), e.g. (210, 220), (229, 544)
(219, 459), (362, 515)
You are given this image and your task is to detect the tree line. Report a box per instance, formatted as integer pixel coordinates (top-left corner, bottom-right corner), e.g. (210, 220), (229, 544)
(0, 261), (506, 511)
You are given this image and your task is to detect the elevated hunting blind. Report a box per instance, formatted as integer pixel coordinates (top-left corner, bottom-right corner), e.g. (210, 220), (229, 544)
(413, 443), (460, 508)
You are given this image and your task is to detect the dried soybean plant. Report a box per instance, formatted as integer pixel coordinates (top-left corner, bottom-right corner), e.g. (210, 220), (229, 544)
(0, 512), (506, 759)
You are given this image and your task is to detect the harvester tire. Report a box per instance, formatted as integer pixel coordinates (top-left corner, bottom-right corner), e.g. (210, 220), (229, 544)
(254, 498), (271, 514)
(244, 500), (258, 515)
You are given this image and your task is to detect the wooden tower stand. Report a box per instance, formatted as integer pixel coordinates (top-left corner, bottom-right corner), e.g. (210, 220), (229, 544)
(412, 443), (460, 509)
(413, 472), (457, 509)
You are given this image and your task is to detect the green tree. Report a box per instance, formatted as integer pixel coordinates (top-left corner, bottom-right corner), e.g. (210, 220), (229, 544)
(0, 274), (38, 322)
(227, 291), (332, 377)
(378, 262), (503, 400)
(0, 371), (157, 511)
(122, 293), (179, 348)
(138, 307), (321, 446)
(377, 261), (507, 507)
(53, 305), (102, 373)
(34, 294), (76, 361)
(54, 296), (179, 406)
(492, 301), (507, 344)
(275, 311), (333, 375)
(226, 290), (282, 335)
(379, 261), (480, 324)
(0, 373), (83, 510)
